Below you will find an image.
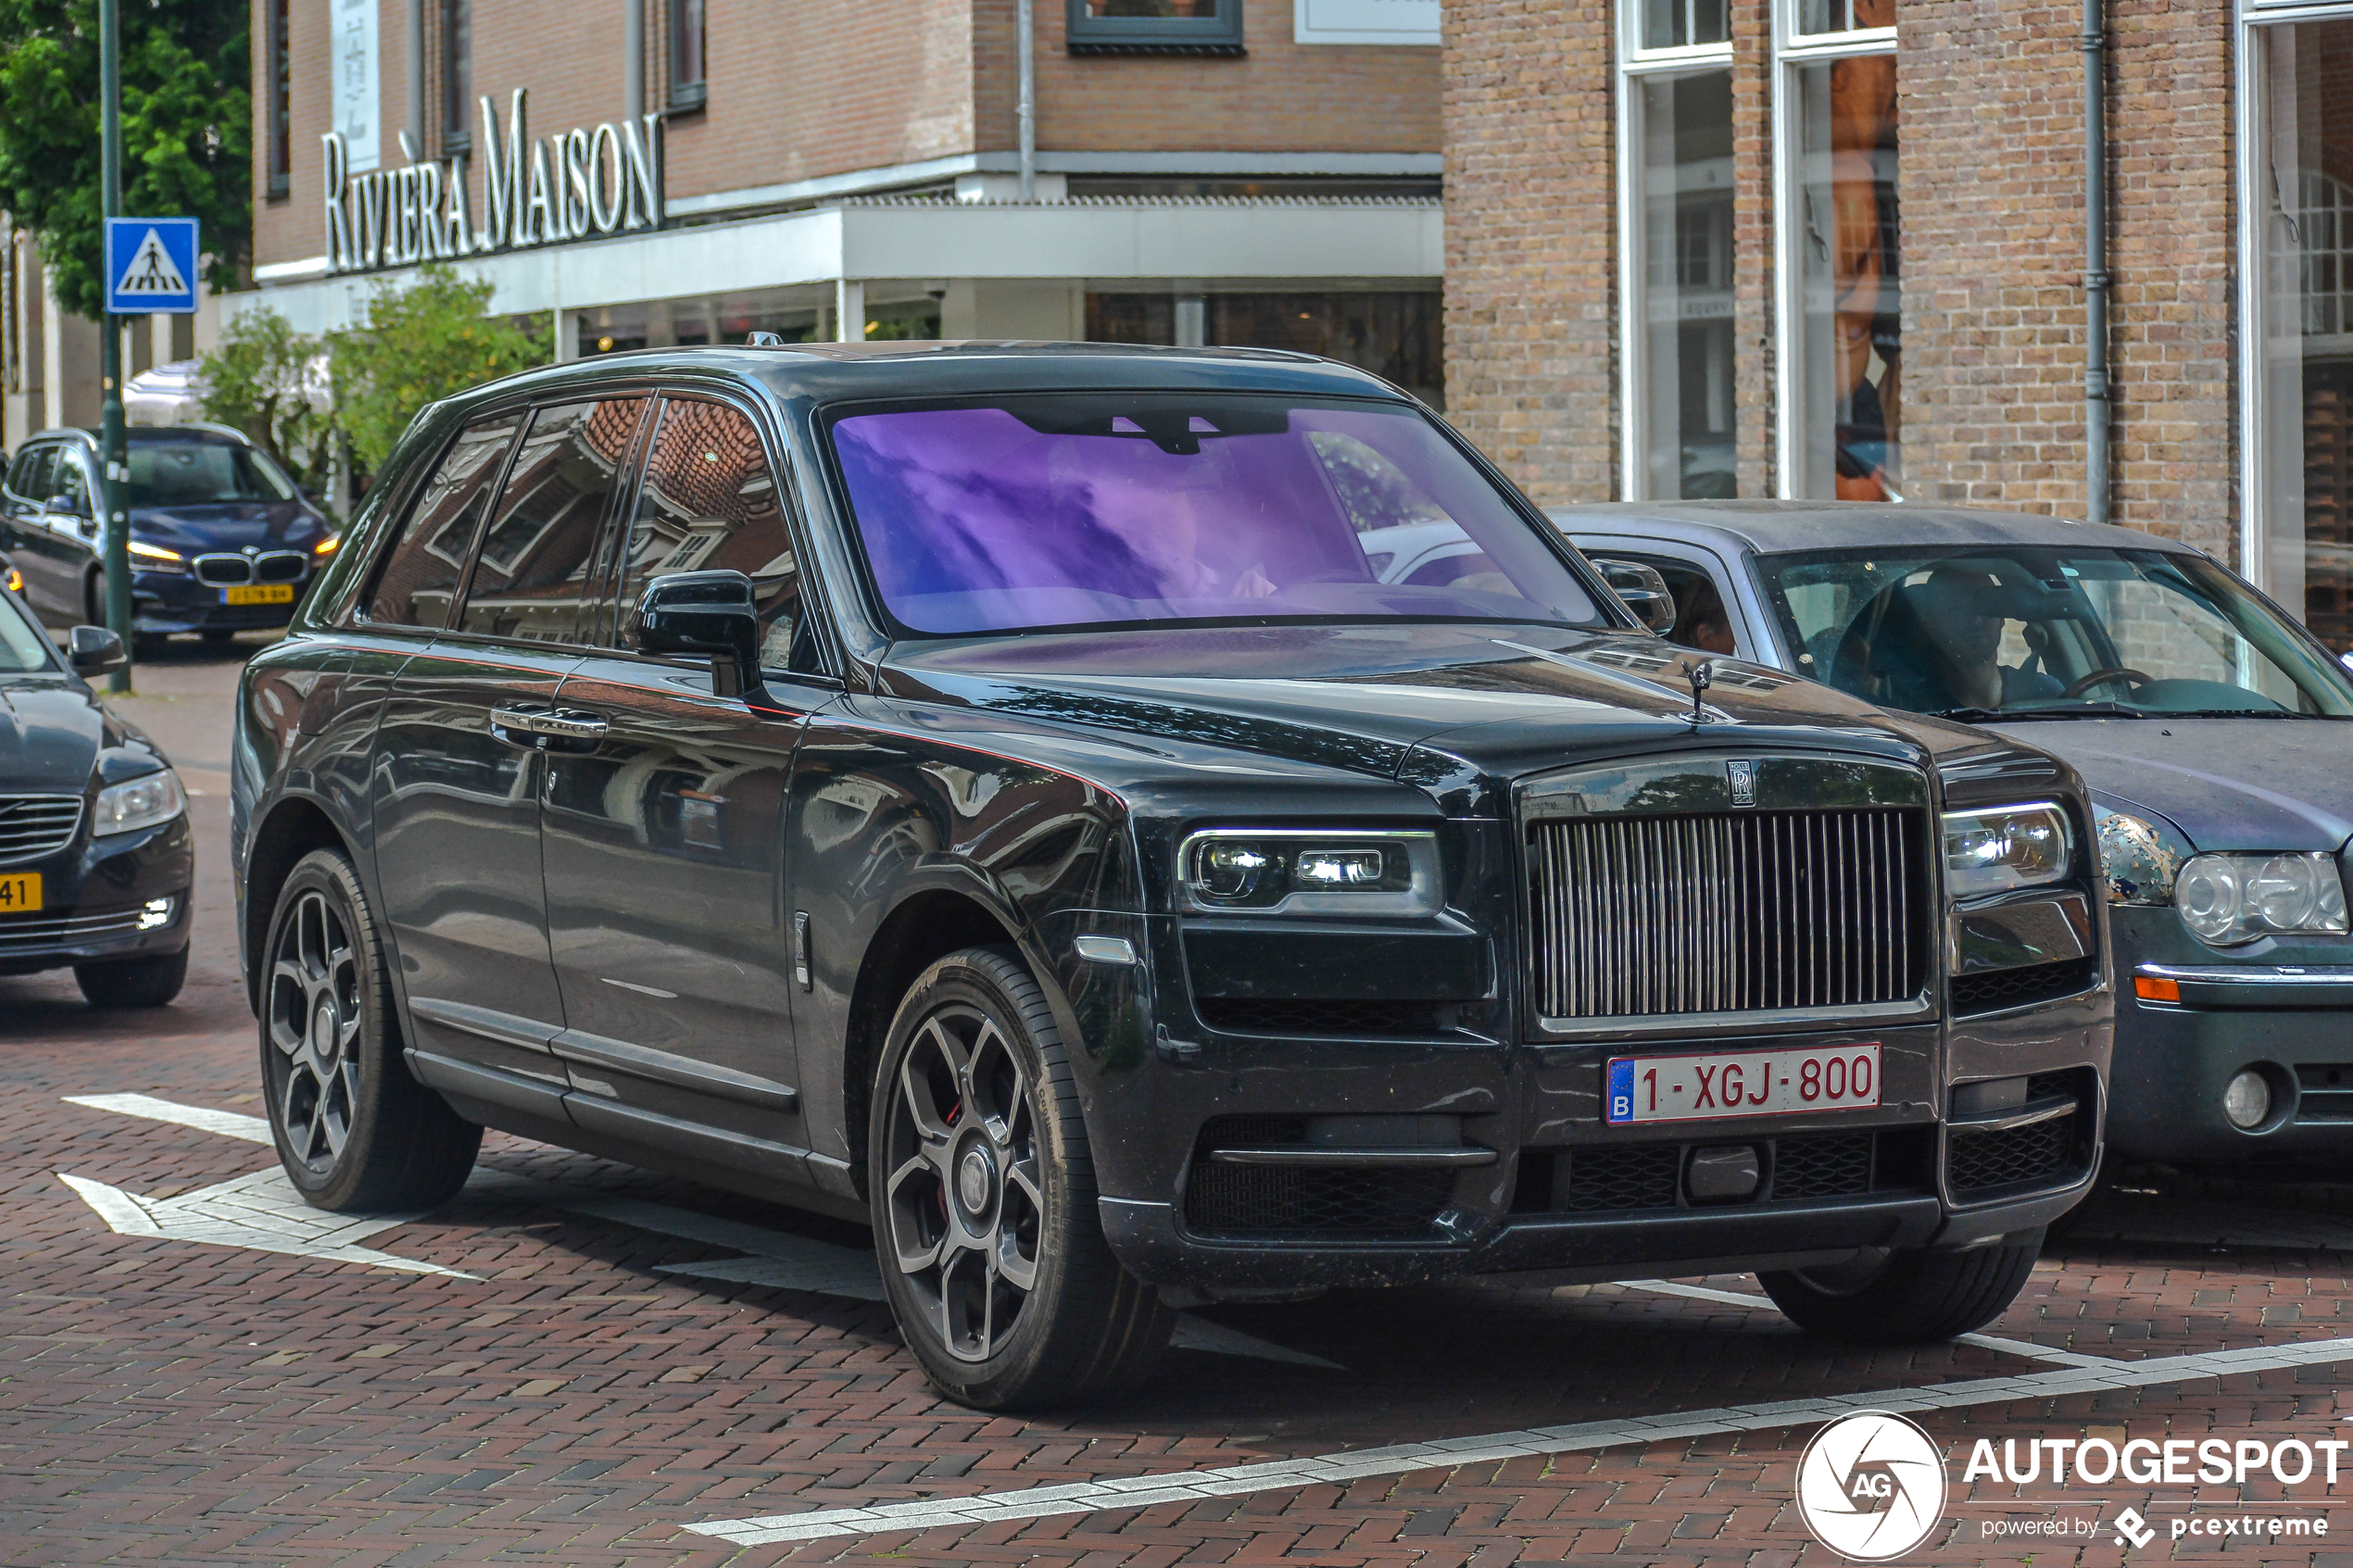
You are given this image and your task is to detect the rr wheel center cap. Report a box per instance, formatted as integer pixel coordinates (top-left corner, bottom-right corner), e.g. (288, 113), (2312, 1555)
(956, 1146), (995, 1217)
(311, 999), (338, 1060)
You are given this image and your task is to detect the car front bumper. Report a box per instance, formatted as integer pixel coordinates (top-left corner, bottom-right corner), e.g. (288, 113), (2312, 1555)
(132, 569), (307, 634)
(0, 813), (193, 976)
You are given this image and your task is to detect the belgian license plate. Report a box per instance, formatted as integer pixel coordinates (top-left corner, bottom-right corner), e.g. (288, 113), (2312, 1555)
(0, 872), (43, 913)
(1605, 1042), (1881, 1125)
(224, 583), (294, 606)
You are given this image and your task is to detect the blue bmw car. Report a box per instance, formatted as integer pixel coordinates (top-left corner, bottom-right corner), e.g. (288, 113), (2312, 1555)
(0, 423), (336, 646)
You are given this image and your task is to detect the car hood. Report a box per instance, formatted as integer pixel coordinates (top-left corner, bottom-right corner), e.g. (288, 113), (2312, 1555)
(132, 500), (322, 553)
(883, 623), (1956, 809)
(0, 674), (130, 793)
(1983, 718), (2353, 852)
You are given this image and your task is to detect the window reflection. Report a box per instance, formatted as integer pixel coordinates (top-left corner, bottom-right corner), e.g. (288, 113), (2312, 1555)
(459, 397), (647, 643)
(1635, 69), (1737, 497)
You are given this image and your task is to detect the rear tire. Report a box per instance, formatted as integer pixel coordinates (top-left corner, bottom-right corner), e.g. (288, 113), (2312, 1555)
(869, 946), (1174, 1410)
(74, 948), (187, 1009)
(1759, 1237), (2042, 1342)
(259, 847), (481, 1211)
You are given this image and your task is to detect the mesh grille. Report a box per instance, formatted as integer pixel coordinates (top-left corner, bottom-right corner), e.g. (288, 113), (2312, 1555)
(193, 553), (253, 586)
(1195, 997), (1448, 1036)
(1952, 958), (2097, 1016)
(254, 551), (308, 584)
(1528, 809), (1928, 1020)
(0, 796), (83, 863)
(1183, 1118), (1453, 1238)
(1948, 1116), (2077, 1197)
(1772, 1133), (1874, 1199)
(1561, 1146), (1682, 1212)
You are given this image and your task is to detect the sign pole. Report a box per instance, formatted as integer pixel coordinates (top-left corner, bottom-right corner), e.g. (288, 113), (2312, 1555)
(96, 0), (132, 693)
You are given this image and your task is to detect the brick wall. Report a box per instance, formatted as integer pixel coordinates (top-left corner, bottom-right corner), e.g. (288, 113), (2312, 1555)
(1441, 0), (1617, 504)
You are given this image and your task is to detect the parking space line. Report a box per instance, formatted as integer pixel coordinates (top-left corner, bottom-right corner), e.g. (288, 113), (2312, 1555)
(686, 1334), (2353, 1546)
(65, 1093), (271, 1143)
(1617, 1278), (2116, 1368)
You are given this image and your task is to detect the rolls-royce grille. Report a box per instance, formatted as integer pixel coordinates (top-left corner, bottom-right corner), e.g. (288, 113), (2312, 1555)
(0, 796), (83, 863)
(1529, 809), (1929, 1021)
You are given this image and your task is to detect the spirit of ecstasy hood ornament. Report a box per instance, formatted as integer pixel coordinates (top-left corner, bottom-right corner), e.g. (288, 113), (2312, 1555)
(1685, 659), (1713, 727)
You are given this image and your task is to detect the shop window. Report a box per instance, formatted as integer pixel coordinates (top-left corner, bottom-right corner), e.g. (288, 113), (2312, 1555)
(1642, 0), (1729, 49)
(2251, 17), (2353, 652)
(1793, 0), (1892, 34)
(1083, 291), (1442, 407)
(1779, 0), (1899, 500)
(1067, 0), (1245, 56)
(670, 0), (707, 110)
(442, 0), (472, 153)
(267, 0), (292, 200)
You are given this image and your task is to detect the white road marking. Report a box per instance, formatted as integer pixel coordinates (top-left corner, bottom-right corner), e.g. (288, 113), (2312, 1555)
(57, 1169), (473, 1277)
(65, 1093), (271, 1143)
(62, 1097), (1343, 1368)
(1615, 1277), (2116, 1368)
(687, 1334), (2353, 1546)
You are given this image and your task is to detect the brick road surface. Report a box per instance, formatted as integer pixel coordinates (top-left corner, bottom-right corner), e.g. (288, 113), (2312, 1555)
(5, 641), (2353, 1564)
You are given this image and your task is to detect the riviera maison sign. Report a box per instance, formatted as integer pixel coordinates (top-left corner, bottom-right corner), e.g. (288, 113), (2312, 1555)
(322, 88), (661, 275)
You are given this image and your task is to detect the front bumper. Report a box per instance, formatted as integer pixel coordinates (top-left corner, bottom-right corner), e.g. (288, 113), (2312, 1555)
(131, 569), (306, 634)
(0, 813), (194, 976)
(2105, 905), (2353, 1162)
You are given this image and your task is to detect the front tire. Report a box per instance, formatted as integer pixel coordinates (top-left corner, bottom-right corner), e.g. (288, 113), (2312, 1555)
(1759, 1237), (2042, 1342)
(75, 947), (187, 1009)
(870, 946), (1173, 1410)
(259, 848), (480, 1210)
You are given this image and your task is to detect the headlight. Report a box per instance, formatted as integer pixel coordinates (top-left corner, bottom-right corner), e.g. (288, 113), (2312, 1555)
(2095, 808), (2183, 905)
(1180, 830), (1440, 914)
(92, 770), (186, 835)
(1942, 804), (2072, 898)
(2175, 851), (2350, 945)
(127, 540), (187, 575)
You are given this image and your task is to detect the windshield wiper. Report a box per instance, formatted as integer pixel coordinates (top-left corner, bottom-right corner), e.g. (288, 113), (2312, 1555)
(2156, 708), (2326, 719)
(1933, 702), (2149, 722)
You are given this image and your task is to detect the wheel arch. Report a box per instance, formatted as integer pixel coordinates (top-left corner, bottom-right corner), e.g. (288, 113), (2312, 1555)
(242, 793), (357, 1015)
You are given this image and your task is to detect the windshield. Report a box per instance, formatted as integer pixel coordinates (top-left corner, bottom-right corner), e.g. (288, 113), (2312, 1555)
(827, 395), (1604, 636)
(0, 587), (54, 673)
(1757, 545), (2353, 719)
(126, 439), (297, 507)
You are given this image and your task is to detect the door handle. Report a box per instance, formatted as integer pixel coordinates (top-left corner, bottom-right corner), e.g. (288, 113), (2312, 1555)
(535, 709), (610, 739)
(489, 705), (549, 749)
(489, 705), (609, 751)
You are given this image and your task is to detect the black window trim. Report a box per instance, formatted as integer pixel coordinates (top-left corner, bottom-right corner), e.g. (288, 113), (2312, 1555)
(667, 0), (708, 112)
(1065, 0), (1245, 56)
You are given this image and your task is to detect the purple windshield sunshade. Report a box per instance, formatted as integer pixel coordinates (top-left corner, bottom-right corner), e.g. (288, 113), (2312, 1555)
(830, 398), (1599, 636)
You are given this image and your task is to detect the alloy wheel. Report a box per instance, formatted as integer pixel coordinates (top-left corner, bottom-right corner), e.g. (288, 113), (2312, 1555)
(267, 889), (364, 1171)
(882, 1003), (1045, 1362)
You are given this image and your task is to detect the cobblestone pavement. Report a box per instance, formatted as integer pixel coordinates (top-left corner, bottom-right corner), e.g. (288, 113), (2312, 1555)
(6, 643), (2353, 1565)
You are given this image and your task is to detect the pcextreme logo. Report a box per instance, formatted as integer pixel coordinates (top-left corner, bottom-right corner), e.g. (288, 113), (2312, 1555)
(1794, 1411), (1950, 1562)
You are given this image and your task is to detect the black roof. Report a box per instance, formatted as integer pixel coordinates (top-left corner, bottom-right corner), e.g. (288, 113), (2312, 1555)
(1553, 499), (2207, 558)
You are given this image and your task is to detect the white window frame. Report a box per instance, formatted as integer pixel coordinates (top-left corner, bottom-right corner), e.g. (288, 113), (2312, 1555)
(1770, 0), (1894, 497)
(1615, 0), (1733, 500)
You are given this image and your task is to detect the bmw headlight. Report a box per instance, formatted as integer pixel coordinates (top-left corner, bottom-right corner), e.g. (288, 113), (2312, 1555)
(92, 770), (186, 835)
(2175, 851), (2350, 945)
(1181, 830), (1440, 915)
(1942, 804), (2072, 898)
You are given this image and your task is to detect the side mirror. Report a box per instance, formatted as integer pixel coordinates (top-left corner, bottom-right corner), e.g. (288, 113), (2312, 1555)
(629, 570), (764, 699)
(68, 624), (126, 677)
(44, 492), (89, 521)
(1592, 558), (1678, 634)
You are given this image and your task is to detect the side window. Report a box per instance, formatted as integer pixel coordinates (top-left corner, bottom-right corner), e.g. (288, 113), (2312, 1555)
(1620, 554), (1738, 657)
(364, 410), (524, 628)
(456, 396), (648, 643)
(615, 398), (813, 672)
(8, 445), (53, 501)
(51, 455), (90, 515)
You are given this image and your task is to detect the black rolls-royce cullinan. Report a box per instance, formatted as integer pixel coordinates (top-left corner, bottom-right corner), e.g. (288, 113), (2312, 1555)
(232, 343), (2112, 1409)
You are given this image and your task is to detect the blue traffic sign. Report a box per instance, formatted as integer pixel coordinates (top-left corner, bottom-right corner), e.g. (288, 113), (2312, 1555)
(104, 218), (198, 315)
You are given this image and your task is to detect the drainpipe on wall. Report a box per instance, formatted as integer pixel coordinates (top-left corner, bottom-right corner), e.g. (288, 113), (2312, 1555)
(624, 0), (645, 125)
(406, 0), (425, 157)
(1017, 0), (1037, 200)
(2082, 0), (2111, 524)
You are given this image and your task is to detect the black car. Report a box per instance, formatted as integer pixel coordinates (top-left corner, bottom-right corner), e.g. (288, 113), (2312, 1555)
(0, 578), (193, 1006)
(1559, 502), (2353, 1172)
(0, 423), (337, 645)
(233, 345), (2111, 1409)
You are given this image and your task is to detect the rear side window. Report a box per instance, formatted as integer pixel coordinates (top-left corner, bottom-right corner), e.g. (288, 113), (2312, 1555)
(6, 445), (51, 499)
(364, 410), (523, 628)
(613, 398), (812, 671)
(456, 396), (648, 643)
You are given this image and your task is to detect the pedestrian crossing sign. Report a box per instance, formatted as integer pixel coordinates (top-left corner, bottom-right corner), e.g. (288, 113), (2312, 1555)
(104, 217), (198, 314)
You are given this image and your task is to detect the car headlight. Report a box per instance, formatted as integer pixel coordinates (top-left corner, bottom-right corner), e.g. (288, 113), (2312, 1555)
(1943, 804), (2072, 898)
(92, 770), (186, 835)
(2175, 851), (2350, 945)
(127, 540), (187, 575)
(1180, 830), (1441, 914)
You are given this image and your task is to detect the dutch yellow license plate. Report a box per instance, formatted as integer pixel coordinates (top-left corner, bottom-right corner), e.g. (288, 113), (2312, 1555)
(0, 872), (43, 913)
(224, 583), (295, 606)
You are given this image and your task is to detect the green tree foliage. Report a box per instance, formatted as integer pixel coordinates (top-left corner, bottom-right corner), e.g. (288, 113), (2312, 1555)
(0, 0), (250, 319)
(329, 264), (548, 472)
(195, 307), (334, 495)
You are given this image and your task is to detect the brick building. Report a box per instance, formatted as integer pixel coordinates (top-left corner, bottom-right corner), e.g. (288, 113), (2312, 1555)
(1444, 0), (2353, 652)
(238, 0), (1447, 400)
